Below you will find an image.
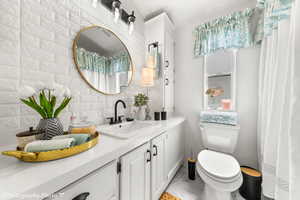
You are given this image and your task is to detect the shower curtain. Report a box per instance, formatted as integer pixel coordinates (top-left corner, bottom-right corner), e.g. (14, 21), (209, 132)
(258, 0), (299, 199)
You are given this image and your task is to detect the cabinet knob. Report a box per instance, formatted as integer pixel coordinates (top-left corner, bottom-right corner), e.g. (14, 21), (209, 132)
(72, 192), (90, 200)
(165, 78), (169, 86)
(146, 150), (152, 162)
(153, 145), (158, 156)
(165, 60), (169, 68)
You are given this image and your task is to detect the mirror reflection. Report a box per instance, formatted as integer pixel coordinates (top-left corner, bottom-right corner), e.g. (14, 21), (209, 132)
(73, 26), (133, 95)
(205, 50), (235, 110)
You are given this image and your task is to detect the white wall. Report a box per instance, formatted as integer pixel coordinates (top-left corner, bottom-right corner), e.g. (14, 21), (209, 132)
(174, 12), (260, 168)
(0, 0), (146, 146)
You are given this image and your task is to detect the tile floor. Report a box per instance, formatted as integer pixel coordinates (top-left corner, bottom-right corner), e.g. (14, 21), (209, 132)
(165, 166), (270, 200)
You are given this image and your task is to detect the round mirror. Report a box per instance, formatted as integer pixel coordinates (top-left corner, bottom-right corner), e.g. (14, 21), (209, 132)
(73, 26), (133, 95)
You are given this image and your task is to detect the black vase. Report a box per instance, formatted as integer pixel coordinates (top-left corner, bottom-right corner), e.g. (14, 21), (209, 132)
(37, 118), (64, 140)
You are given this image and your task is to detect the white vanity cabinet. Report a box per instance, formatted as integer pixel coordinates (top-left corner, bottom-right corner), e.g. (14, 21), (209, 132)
(145, 13), (175, 113)
(40, 119), (184, 200)
(151, 133), (168, 200)
(166, 123), (185, 180)
(120, 142), (151, 200)
(120, 123), (184, 200)
(47, 161), (118, 200)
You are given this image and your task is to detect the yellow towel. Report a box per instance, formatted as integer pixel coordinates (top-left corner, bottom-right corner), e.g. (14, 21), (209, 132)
(160, 192), (181, 200)
(70, 125), (96, 135)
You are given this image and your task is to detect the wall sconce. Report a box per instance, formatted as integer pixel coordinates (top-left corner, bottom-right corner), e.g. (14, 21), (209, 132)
(101, 0), (136, 34)
(112, 0), (121, 23)
(141, 67), (154, 87)
(92, 0), (98, 8)
(128, 11), (136, 35)
(147, 42), (159, 68)
(141, 67), (154, 98)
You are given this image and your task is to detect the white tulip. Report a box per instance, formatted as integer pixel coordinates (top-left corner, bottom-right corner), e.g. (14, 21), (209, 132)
(19, 85), (36, 99)
(35, 82), (46, 91)
(64, 87), (72, 98)
(46, 82), (56, 90)
(52, 83), (65, 97)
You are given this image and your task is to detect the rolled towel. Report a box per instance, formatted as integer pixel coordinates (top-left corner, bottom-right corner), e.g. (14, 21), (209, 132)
(70, 126), (96, 135)
(52, 134), (91, 146)
(24, 138), (75, 152)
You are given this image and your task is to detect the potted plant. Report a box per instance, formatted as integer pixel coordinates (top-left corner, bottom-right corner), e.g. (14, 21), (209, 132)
(134, 93), (149, 120)
(19, 83), (72, 140)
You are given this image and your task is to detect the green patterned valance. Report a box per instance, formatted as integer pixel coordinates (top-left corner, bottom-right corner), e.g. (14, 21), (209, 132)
(194, 8), (255, 57)
(76, 48), (130, 74)
(107, 53), (131, 75)
(255, 0), (293, 43)
(77, 48), (107, 73)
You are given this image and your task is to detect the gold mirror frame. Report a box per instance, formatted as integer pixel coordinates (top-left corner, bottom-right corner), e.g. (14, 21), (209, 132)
(72, 25), (134, 95)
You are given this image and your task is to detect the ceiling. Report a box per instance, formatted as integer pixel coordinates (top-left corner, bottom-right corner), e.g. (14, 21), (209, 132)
(131, 0), (256, 27)
(78, 27), (126, 56)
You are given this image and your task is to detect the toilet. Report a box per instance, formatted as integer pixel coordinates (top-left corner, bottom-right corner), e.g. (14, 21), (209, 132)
(197, 122), (242, 200)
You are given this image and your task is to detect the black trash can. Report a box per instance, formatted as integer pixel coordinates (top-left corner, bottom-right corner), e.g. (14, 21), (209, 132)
(239, 166), (262, 200)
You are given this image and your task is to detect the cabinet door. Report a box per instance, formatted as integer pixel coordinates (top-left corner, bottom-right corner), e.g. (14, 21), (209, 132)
(47, 161), (118, 200)
(120, 142), (151, 200)
(163, 31), (175, 112)
(166, 124), (184, 180)
(151, 133), (167, 200)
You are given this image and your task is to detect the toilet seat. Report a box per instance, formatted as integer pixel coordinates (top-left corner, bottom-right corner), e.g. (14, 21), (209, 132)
(197, 150), (240, 180)
(196, 150), (243, 192)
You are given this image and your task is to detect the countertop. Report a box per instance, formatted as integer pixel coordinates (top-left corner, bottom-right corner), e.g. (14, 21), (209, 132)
(0, 117), (185, 200)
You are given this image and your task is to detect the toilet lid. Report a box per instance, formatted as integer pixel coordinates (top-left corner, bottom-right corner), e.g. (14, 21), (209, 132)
(198, 150), (240, 179)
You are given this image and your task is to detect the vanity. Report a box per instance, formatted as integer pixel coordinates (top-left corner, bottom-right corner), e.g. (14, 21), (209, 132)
(0, 117), (185, 200)
(0, 9), (181, 200)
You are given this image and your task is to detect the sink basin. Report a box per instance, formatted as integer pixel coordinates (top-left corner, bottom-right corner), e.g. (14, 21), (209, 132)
(97, 121), (160, 139)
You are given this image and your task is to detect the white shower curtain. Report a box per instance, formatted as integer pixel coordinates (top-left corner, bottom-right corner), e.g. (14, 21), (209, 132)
(258, 1), (299, 199)
(290, 0), (300, 198)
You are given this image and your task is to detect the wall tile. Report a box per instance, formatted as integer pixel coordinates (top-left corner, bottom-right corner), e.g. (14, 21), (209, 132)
(0, 0), (146, 146)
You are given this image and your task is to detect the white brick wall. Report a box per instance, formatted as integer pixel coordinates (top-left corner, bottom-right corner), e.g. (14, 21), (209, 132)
(0, 0), (147, 146)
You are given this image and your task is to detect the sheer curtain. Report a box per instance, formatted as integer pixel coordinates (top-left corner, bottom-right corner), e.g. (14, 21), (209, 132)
(257, 0), (299, 199)
(290, 0), (300, 198)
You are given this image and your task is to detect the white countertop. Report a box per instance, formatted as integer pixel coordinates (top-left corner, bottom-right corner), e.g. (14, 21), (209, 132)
(0, 117), (185, 200)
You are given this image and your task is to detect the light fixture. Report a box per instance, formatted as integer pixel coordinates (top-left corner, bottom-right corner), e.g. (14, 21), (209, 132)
(92, 0), (98, 8)
(141, 67), (154, 100)
(147, 54), (155, 69)
(100, 0), (136, 32)
(112, 0), (121, 23)
(141, 67), (154, 87)
(128, 11), (136, 35)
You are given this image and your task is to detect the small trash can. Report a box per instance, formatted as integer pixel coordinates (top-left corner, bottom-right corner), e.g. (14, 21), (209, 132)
(239, 166), (262, 200)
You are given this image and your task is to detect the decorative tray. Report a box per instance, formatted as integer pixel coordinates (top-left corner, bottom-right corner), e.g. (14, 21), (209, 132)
(1, 132), (99, 162)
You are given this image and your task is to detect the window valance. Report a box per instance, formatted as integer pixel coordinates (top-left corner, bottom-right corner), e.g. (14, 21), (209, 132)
(76, 48), (131, 74)
(194, 8), (255, 57)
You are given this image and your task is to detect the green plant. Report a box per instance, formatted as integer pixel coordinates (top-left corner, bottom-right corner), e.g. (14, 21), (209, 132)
(19, 84), (72, 119)
(134, 93), (149, 107)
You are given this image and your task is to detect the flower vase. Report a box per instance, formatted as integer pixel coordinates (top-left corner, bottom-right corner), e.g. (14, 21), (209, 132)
(145, 105), (152, 120)
(135, 106), (145, 120)
(37, 118), (64, 140)
(209, 97), (219, 110)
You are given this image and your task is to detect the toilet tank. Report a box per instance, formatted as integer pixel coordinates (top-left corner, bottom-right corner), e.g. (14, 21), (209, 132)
(199, 122), (240, 154)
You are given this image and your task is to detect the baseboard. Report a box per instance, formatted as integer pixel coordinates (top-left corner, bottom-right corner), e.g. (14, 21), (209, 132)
(153, 159), (184, 200)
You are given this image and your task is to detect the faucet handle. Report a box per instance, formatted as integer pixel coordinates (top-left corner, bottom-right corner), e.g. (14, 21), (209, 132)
(118, 115), (125, 123)
(106, 117), (114, 125)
